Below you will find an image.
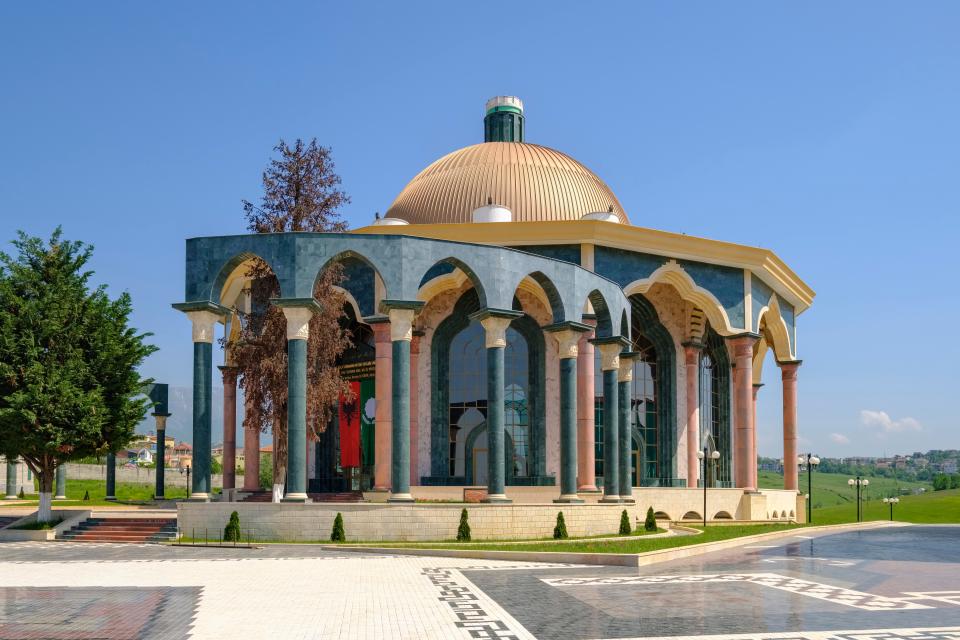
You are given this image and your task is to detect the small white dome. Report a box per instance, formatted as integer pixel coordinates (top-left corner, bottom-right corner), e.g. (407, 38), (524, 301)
(581, 210), (621, 223)
(472, 202), (513, 223)
(372, 217), (409, 226)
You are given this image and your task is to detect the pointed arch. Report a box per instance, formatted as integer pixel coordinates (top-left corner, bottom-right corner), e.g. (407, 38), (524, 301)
(755, 294), (795, 362)
(417, 257), (488, 309)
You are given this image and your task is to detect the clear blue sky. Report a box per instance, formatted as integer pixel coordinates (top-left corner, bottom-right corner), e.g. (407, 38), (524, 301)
(1, 2), (957, 457)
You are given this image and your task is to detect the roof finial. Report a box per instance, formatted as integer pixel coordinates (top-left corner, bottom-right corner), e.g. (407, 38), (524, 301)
(375, 211), (380, 220)
(487, 196), (493, 205)
(608, 205), (614, 213)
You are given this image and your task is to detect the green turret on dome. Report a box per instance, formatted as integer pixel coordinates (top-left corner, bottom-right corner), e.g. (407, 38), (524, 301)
(484, 96), (525, 143)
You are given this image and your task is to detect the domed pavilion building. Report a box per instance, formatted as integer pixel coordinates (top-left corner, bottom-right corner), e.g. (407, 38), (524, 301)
(175, 97), (814, 538)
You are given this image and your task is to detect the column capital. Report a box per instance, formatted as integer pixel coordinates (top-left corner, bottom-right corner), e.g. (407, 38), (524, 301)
(618, 351), (638, 382)
(544, 321), (592, 359)
(218, 365), (239, 385)
(388, 308), (416, 342)
(778, 359), (802, 379)
(173, 302), (229, 343)
(591, 336), (629, 371)
(726, 332), (760, 358)
(682, 341), (702, 365)
(280, 306), (314, 341)
(470, 308), (523, 349)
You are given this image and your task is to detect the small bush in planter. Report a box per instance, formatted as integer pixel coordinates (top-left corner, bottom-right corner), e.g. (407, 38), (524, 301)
(553, 511), (568, 539)
(619, 509), (632, 535)
(456, 508), (471, 542)
(223, 511), (241, 542)
(331, 512), (346, 542)
(644, 506), (657, 532)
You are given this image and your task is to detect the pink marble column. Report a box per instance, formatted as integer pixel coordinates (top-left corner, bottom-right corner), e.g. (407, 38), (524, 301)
(683, 343), (701, 488)
(409, 332), (422, 487)
(576, 318), (598, 492)
(780, 361), (801, 491)
(751, 383), (763, 491)
(373, 321), (392, 491)
(729, 335), (757, 490)
(218, 366), (239, 492)
(242, 394), (260, 491)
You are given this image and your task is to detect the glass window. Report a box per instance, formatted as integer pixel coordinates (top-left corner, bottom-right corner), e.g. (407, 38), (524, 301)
(448, 321), (529, 478)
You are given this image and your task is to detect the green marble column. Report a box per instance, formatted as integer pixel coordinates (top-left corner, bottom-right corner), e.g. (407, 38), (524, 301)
(388, 339), (413, 501)
(105, 452), (116, 500)
(55, 465), (66, 500)
(192, 341), (213, 499)
(5, 458), (18, 499)
(557, 357), (582, 502)
(284, 337), (308, 501)
(601, 369), (620, 502)
(486, 344), (508, 501)
(618, 379), (633, 501)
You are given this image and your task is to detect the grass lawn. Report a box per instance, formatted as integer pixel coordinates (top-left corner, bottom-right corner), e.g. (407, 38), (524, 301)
(811, 487), (960, 525)
(368, 523), (801, 553)
(759, 470), (931, 509)
(17, 478), (188, 506)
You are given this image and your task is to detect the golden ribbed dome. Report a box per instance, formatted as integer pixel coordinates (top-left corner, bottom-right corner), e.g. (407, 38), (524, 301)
(385, 142), (629, 224)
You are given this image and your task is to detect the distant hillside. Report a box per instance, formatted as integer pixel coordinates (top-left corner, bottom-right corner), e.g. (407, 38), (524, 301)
(759, 470), (931, 509)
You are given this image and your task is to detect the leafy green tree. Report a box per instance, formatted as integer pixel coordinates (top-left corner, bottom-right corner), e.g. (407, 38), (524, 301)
(456, 508), (471, 542)
(619, 509), (632, 535)
(0, 229), (156, 521)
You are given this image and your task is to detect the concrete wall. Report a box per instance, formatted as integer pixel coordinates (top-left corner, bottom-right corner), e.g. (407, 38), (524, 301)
(180, 487), (802, 542)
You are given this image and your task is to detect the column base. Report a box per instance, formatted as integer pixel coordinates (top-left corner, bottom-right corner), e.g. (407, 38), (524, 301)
(105, 496), (117, 502)
(577, 485), (601, 493)
(387, 493), (415, 503)
(370, 486), (391, 493)
(189, 493), (210, 502)
(5, 495), (18, 500)
(281, 492), (309, 503)
(618, 496), (636, 504)
(599, 496), (622, 504)
(154, 495), (166, 501)
(54, 495), (67, 500)
(482, 494), (512, 504)
(554, 494), (584, 504)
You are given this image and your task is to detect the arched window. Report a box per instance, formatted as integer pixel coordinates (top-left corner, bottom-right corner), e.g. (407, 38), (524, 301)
(448, 321), (530, 480)
(699, 325), (732, 486)
(633, 336), (658, 483)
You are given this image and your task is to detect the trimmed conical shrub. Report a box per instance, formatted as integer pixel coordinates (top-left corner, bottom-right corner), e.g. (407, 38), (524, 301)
(82, 490), (90, 501)
(224, 510), (241, 542)
(457, 508), (471, 542)
(331, 512), (346, 542)
(17, 488), (24, 499)
(619, 509), (632, 535)
(644, 506), (657, 532)
(553, 511), (568, 539)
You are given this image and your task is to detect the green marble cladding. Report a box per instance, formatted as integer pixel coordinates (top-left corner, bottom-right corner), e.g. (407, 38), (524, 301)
(592, 245), (747, 330)
(750, 274), (795, 354)
(601, 368), (619, 497)
(192, 341), (212, 497)
(559, 356), (578, 497)
(285, 338), (307, 499)
(618, 379), (631, 498)
(181, 232), (630, 339)
(391, 339), (411, 496)
(513, 244), (581, 265)
(485, 345), (507, 496)
(5, 460), (16, 498)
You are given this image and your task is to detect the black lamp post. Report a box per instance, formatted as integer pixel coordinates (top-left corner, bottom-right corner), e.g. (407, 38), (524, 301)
(697, 447), (721, 527)
(799, 453), (820, 522)
(882, 496), (900, 521)
(848, 476), (870, 521)
(180, 466), (191, 499)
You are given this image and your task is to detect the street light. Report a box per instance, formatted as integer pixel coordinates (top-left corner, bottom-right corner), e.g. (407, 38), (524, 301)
(882, 496), (900, 521)
(697, 448), (721, 527)
(848, 476), (870, 521)
(799, 454), (820, 523)
(179, 466), (191, 499)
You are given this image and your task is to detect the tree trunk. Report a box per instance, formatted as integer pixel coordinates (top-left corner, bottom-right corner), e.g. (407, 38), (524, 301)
(272, 413), (287, 503)
(37, 465), (54, 523)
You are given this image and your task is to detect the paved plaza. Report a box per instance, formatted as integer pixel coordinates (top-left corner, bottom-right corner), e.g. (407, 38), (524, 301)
(0, 525), (958, 639)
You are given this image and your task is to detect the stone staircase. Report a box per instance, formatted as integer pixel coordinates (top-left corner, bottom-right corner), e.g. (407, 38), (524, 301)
(59, 517), (178, 543)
